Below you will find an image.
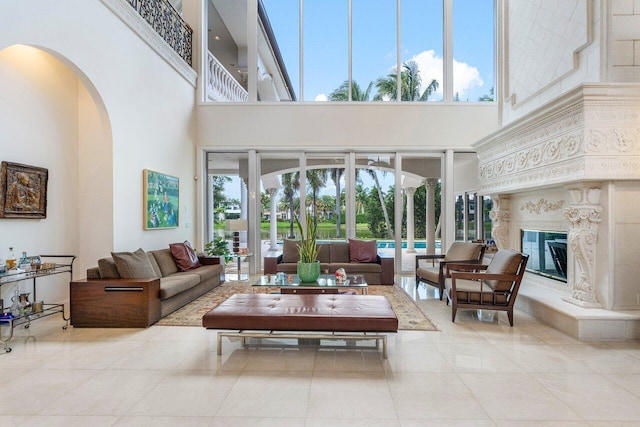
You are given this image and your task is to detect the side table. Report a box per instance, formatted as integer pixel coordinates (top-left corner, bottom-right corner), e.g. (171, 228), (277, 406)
(227, 253), (253, 281)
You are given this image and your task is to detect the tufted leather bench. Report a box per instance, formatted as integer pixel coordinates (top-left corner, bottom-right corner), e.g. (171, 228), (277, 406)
(203, 294), (398, 358)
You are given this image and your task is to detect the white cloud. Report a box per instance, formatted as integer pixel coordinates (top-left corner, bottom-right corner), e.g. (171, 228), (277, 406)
(405, 50), (484, 100)
(315, 93), (328, 101)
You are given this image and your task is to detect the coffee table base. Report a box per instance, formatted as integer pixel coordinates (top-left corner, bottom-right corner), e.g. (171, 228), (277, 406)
(217, 330), (388, 358)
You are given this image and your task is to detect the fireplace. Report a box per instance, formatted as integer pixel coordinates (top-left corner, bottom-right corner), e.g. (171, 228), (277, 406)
(521, 229), (567, 282)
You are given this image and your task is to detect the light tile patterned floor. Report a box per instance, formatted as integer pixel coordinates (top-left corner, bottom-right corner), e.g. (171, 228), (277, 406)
(1, 277), (640, 426)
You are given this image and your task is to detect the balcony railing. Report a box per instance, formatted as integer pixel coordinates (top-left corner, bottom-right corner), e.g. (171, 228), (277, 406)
(126, 0), (192, 65)
(207, 51), (248, 102)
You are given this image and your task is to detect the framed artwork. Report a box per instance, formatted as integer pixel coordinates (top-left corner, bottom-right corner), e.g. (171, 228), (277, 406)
(143, 169), (179, 229)
(0, 161), (48, 219)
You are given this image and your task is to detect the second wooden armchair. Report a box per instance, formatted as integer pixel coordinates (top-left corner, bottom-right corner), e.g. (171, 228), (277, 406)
(415, 242), (486, 300)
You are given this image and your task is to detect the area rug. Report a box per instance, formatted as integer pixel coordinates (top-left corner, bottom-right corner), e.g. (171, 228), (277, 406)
(157, 281), (438, 331)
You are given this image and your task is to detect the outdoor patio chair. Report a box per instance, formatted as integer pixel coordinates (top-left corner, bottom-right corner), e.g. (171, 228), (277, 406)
(415, 241), (485, 300)
(444, 249), (529, 326)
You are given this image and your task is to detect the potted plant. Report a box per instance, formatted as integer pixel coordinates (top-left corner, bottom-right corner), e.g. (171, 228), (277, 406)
(204, 236), (232, 265)
(295, 213), (320, 282)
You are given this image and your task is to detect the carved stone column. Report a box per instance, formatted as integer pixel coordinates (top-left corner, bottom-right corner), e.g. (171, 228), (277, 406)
(489, 195), (511, 249)
(563, 184), (602, 308)
(267, 188), (278, 251)
(405, 187), (416, 253)
(425, 179), (438, 255)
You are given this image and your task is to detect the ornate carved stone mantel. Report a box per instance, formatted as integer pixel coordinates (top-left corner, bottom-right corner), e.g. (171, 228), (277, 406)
(562, 184), (602, 308)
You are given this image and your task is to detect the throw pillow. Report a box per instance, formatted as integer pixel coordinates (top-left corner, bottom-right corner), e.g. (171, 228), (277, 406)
(282, 239), (301, 263)
(170, 240), (202, 271)
(348, 238), (377, 263)
(111, 248), (157, 278)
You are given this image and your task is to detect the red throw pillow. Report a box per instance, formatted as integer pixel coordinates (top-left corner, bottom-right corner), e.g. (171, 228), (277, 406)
(348, 239), (377, 263)
(169, 240), (202, 271)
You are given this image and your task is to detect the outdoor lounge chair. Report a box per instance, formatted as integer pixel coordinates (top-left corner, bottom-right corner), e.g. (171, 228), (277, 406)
(444, 249), (529, 326)
(415, 241), (485, 300)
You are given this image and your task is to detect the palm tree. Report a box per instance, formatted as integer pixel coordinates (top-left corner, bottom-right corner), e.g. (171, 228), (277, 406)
(306, 169), (328, 225)
(355, 166), (394, 239)
(281, 172), (299, 238)
(374, 60), (438, 101)
(329, 80), (373, 101)
(330, 168), (344, 237)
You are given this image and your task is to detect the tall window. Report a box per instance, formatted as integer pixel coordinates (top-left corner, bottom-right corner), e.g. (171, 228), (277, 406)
(453, 0), (495, 102)
(210, 0), (495, 103)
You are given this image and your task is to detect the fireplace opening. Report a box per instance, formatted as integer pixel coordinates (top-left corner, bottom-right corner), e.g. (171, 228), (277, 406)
(521, 229), (567, 282)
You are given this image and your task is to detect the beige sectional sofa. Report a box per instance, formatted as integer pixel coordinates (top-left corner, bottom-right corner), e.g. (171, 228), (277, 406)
(264, 240), (394, 285)
(71, 247), (223, 327)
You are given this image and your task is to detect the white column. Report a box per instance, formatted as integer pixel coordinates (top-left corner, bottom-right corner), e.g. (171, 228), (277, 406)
(443, 150), (455, 250)
(489, 195), (511, 249)
(267, 187), (278, 251)
(425, 178), (437, 255)
(405, 187), (416, 253)
(240, 179), (248, 221)
(562, 184), (602, 308)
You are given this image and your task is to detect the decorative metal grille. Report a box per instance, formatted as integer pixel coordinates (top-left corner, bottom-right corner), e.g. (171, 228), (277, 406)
(126, 0), (192, 66)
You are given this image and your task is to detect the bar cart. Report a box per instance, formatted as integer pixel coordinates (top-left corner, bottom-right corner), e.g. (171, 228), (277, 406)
(0, 255), (76, 353)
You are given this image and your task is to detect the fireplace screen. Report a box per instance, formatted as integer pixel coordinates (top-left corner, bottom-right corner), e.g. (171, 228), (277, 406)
(521, 229), (567, 282)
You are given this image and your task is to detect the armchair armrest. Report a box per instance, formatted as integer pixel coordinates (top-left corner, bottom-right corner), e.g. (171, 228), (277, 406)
(445, 262), (488, 275)
(415, 254), (445, 268)
(263, 254), (283, 274)
(450, 271), (519, 292)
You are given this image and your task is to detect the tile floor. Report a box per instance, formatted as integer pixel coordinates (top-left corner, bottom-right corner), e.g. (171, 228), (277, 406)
(1, 277), (640, 426)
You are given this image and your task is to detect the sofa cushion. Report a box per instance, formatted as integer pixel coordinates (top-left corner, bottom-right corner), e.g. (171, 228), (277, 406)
(147, 253), (162, 278)
(317, 243), (330, 263)
(151, 249), (179, 277)
(349, 239), (377, 263)
(111, 248), (156, 279)
(98, 257), (120, 279)
(191, 264), (222, 282)
(485, 249), (522, 292)
(170, 241), (202, 272)
(159, 273), (201, 300)
(329, 242), (350, 263)
(282, 239), (300, 263)
(444, 242), (483, 262)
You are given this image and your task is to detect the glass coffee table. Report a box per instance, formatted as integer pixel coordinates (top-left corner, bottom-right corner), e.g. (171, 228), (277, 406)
(252, 274), (368, 295)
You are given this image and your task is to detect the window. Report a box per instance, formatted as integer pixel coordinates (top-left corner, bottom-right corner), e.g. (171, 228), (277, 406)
(453, 0), (495, 102)
(209, 0), (495, 102)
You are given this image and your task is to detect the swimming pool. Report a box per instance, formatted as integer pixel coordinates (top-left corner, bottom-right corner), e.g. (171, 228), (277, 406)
(376, 241), (441, 249)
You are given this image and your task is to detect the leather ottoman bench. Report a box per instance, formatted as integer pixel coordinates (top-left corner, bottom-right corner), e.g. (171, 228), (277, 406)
(202, 293), (398, 358)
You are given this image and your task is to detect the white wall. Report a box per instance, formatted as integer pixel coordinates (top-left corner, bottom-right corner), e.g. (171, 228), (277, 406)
(1, 0), (197, 303)
(501, 0), (603, 124)
(0, 46), (80, 304)
(612, 182), (640, 310)
(609, 0), (640, 81)
(197, 103), (499, 151)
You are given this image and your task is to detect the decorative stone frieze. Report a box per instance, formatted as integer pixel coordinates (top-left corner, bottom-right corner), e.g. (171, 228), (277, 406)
(520, 199), (564, 214)
(475, 85), (640, 194)
(563, 184), (602, 308)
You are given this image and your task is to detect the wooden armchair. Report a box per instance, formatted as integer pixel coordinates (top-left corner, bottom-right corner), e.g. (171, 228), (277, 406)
(444, 249), (529, 326)
(415, 242), (485, 300)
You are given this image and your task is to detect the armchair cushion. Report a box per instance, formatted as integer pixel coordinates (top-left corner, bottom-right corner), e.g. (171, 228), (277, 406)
(447, 279), (509, 305)
(485, 249), (523, 291)
(416, 266), (440, 284)
(444, 242), (484, 262)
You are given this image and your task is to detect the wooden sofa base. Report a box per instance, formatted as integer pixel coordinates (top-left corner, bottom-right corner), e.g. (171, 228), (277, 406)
(70, 278), (161, 328)
(217, 330), (389, 358)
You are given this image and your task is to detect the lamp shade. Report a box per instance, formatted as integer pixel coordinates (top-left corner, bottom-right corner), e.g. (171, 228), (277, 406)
(225, 219), (248, 232)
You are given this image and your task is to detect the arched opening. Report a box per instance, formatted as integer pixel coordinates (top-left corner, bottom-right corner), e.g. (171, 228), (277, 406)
(0, 44), (113, 304)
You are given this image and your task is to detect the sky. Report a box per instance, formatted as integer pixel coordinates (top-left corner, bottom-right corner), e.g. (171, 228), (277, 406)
(261, 0), (494, 102)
